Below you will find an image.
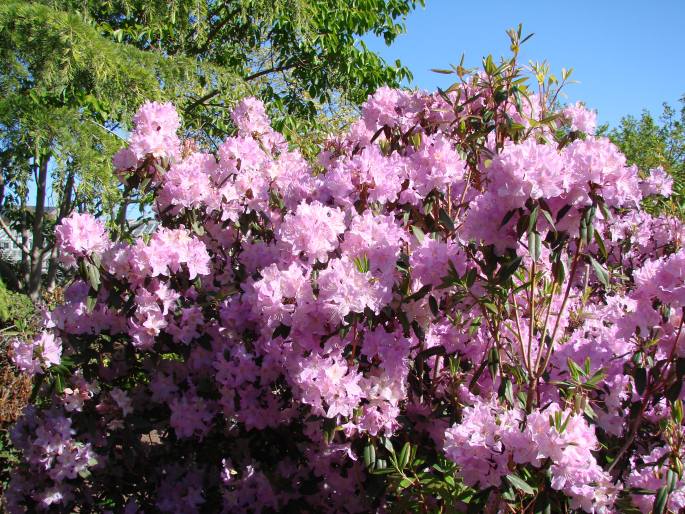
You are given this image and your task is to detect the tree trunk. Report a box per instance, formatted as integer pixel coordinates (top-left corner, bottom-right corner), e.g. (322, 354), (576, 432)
(19, 198), (29, 290)
(27, 151), (49, 299)
(116, 183), (132, 236)
(45, 245), (59, 291)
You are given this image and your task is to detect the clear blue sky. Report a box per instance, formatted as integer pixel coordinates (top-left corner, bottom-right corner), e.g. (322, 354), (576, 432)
(365, 0), (685, 126)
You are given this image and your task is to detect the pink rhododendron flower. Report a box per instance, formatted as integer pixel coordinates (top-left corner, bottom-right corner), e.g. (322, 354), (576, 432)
(562, 101), (597, 134)
(277, 201), (346, 263)
(55, 212), (109, 263)
(129, 101), (181, 159)
(640, 166), (673, 197)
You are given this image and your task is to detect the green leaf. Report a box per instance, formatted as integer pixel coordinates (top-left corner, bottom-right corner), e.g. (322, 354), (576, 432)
(666, 381), (682, 403)
(429, 295), (439, 317)
(482, 302), (498, 315)
(496, 256), (522, 284)
(439, 208), (455, 231)
(675, 400), (685, 426)
(399, 477), (415, 489)
(556, 204), (572, 222)
(411, 225), (425, 243)
(79, 260), (101, 290)
(408, 132), (421, 150)
(53, 372), (65, 394)
(552, 258), (566, 285)
(500, 208), (517, 229)
(405, 284), (432, 303)
(630, 488), (658, 495)
(382, 437), (395, 456)
(505, 473), (536, 495)
(589, 256), (610, 288)
(353, 255), (370, 273)
(86, 295), (98, 313)
(411, 320), (426, 342)
(527, 205), (539, 234)
(634, 367), (647, 396)
(652, 485), (669, 514)
(363, 443), (376, 471)
(593, 230), (608, 259)
(488, 347), (499, 380)
(465, 267), (478, 288)
(399, 442), (411, 469)
(540, 208), (556, 233)
(667, 469), (678, 493)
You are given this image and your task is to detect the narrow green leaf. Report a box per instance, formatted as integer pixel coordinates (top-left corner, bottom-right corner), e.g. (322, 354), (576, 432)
(363, 443), (376, 471)
(496, 256), (522, 284)
(500, 208), (518, 229)
(399, 442), (411, 469)
(411, 320), (426, 342)
(528, 206), (539, 234)
(540, 208), (556, 233)
(439, 208), (455, 231)
(556, 204), (572, 222)
(505, 473), (536, 495)
(411, 225), (425, 243)
(634, 367), (647, 396)
(405, 284), (432, 303)
(482, 302), (498, 315)
(667, 469), (678, 493)
(652, 485), (669, 514)
(382, 437), (395, 456)
(593, 230), (607, 259)
(589, 256), (610, 288)
(528, 231), (540, 261)
(465, 267), (478, 288)
(429, 295), (439, 317)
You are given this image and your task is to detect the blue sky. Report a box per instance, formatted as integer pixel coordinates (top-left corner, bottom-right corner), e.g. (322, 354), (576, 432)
(365, 0), (685, 126)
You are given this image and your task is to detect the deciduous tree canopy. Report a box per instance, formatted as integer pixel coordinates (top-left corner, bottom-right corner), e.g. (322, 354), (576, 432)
(0, 0), (422, 296)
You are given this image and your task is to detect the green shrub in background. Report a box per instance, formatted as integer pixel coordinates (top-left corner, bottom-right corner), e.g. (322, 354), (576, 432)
(600, 95), (685, 216)
(0, 278), (35, 334)
(0, 278), (35, 496)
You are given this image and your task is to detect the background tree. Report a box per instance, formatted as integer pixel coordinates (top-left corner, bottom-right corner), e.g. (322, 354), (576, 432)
(0, 0), (422, 298)
(600, 95), (685, 215)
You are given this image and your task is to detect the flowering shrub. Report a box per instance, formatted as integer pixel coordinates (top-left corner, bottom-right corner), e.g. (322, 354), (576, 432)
(7, 40), (685, 513)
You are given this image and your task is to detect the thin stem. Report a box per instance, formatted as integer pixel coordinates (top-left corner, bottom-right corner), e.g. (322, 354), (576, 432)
(538, 241), (584, 378)
(453, 168), (472, 221)
(87, 119), (126, 142)
(510, 287), (528, 373)
(607, 398), (647, 474)
(533, 280), (558, 375)
(244, 64), (296, 82)
(526, 260), (536, 375)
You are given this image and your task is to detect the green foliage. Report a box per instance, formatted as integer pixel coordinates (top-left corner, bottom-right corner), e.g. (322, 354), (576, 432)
(0, 1), (249, 213)
(0, 279), (35, 333)
(600, 96), (685, 215)
(0, 278), (34, 497)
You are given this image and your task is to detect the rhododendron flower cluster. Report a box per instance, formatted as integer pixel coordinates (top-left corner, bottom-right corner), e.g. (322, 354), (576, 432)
(54, 213), (108, 265)
(8, 61), (685, 514)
